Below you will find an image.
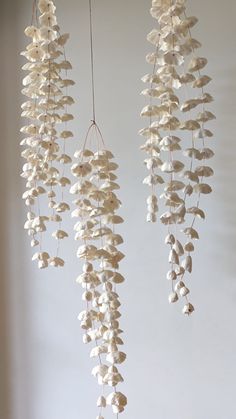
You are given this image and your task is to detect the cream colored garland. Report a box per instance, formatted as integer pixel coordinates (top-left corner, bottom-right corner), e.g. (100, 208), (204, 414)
(71, 123), (127, 418)
(21, 0), (74, 268)
(140, 0), (215, 314)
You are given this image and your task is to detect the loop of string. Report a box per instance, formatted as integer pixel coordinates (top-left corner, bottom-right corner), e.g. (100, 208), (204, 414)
(82, 0), (106, 151)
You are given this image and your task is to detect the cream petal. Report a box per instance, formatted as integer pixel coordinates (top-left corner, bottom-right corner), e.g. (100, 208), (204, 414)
(193, 75), (212, 88)
(179, 286), (190, 297)
(186, 207), (205, 219)
(181, 255), (192, 273)
(52, 230), (68, 239)
(161, 160), (184, 173)
(188, 57), (207, 73)
(182, 227), (199, 240)
(38, 0), (56, 13)
(57, 33), (70, 46)
(39, 12), (57, 27)
(168, 292), (178, 303)
(193, 183), (212, 194)
(184, 242), (195, 252)
(175, 280), (185, 292)
(173, 240), (184, 256)
(195, 166), (214, 177)
(200, 147), (214, 159)
(169, 248), (179, 264)
(97, 396), (106, 408)
(182, 303), (195, 315)
(143, 174), (164, 186)
(166, 270), (177, 281)
(165, 233), (175, 245)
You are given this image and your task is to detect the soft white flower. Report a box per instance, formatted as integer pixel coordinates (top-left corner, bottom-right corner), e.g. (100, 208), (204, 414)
(24, 26), (41, 41)
(71, 162), (92, 177)
(39, 12), (57, 27)
(182, 303), (195, 315)
(38, 0), (56, 14)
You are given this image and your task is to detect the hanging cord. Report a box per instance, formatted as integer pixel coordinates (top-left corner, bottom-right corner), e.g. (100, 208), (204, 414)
(82, 0), (106, 150)
(89, 0), (96, 123)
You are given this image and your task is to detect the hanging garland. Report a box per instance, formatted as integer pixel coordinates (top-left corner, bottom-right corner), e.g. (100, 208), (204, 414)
(71, 1), (127, 417)
(140, 0), (215, 314)
(20, 0), (74, 268)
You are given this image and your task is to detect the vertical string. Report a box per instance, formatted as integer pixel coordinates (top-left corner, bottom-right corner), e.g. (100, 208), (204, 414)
(89, 0), (96, 122)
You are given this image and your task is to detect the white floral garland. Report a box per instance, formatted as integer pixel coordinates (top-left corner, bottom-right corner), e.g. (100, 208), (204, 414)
(140, 0), (215, 314)
(21, 0), (74, 268)
(71, 123), (127, 418)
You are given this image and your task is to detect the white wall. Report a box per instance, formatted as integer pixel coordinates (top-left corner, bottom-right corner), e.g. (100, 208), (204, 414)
(1, 1), (236, 419)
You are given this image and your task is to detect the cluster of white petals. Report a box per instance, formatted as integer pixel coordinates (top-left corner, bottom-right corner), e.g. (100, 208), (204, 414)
(71, 126), (127, 417)
(21, 0), (74, 268)
(140, 0), (215, 314)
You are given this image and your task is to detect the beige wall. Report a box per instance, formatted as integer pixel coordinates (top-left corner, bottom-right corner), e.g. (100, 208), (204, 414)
(1, 1), (236, 419)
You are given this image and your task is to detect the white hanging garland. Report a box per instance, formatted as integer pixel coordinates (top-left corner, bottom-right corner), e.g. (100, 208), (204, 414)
(71, 123), (127, 418)
(21, 0), (74, 268)
(140, 0), (215, 314)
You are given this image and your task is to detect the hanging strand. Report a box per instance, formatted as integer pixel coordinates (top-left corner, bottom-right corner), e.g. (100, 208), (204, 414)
(71, 2), (127, 416)
(89, 0), (96, 122)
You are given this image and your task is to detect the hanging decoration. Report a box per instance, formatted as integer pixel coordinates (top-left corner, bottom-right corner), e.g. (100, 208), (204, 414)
(20, 0), (74, 269)
(70, 1), (127, 418)
(140, 0), (215, 314)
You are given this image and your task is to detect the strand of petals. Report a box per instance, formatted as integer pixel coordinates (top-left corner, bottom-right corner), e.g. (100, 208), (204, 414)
(72, 2), (127, 415)
(149, 43), (160, 213)
(71, 127), (127, 418)
(55, 27), (74, 257)
(174, 8), (214, 306)
(24, 4), (42, 252)
(170, 2), (214, 312)
(94, 163), (116, 419)
(167, 2), (192, 308)
(167, 3), (180, 299)
(184, 10), (208, 227)
(79, 205), (106, 417)
(21, 0), (74, 268)
(140, 0), (215, 314)
(96, 168), (124, 419)
(169, 2), (213, 312)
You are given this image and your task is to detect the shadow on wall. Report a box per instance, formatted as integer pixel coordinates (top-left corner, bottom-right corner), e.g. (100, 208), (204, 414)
(0, 220), (11, 414)
(0, 3), (12, 417)
(214, 67), (236, 280)
(1, 1), (29, 419)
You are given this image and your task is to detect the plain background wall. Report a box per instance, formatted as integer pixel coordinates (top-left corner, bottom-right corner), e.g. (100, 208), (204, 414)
(1, 1), (236, 419)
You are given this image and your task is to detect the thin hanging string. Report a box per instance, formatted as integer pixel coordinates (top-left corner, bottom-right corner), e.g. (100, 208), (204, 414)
(82, 0), (105, 150)
(89, 0), (96, 122)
